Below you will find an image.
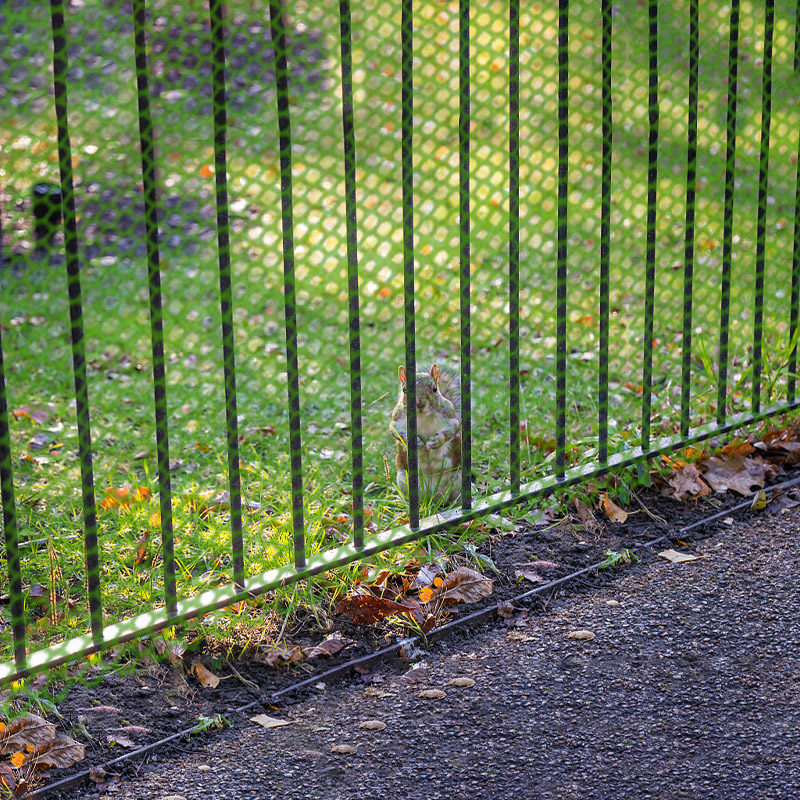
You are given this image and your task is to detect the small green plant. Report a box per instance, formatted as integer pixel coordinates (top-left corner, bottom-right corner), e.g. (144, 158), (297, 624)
(598, 549), (640, 569)
(191, 714), (231, 734)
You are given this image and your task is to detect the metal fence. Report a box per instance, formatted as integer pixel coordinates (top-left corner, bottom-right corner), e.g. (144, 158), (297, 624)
(0, 0), (799, 684)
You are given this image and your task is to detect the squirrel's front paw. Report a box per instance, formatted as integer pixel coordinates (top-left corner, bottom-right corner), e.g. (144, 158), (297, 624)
(425, 434), (445, 449)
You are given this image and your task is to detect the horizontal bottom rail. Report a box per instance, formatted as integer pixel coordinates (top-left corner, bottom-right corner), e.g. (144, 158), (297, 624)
(2, 400), (797, 684)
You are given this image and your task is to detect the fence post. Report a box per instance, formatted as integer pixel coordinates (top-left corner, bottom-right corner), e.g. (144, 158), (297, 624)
(555, 0), (569, 481)
(752, 0), (775, 414)
(460, 0), (473, 510)
(641, 0), (659, 451)
(132, 0), (178, 616)
(268, 0), (306, 567)
(338, 0), (365, 551)
(718, 0), (741, 425)
(401, 0), (419, 528)
(49, 0), (103, 645)
(680, 0), (700, 439)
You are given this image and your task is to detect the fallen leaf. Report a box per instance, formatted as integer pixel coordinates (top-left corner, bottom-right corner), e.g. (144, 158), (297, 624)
(358, 720), (386, 730)
(567, 630), (596, 641)
(418, 689), (447, 699)
(134, 531), (150, 566)
(330, 744), (358, 754)
(256, 645), (303, 668)
(0, 714), (57, 754)
(431, 567), (493, 605)
(106, 734), (135, 749)
(507, 631), (536, 642)
(111, 726), (150, 736)
(363, 687), (393, 698)
(24, 736), (85, 767)
(701, 455), (769, 496)
(305, 632), (354, 658)
(0, 764), (15, 793)
(193, 661), (221, 689)
(334, 595), (422, 625)
(448, 677), (475, 687)
(750, 489), (767, 511)
(602, 492), (628, 523)
(28, 432), (50, 452)
(658, 548), (700, 564)
(250, 715), (290, 729)
(515, 569), (544, 584)
(89, 766), (120, 791)
(666, 463), (711, 501)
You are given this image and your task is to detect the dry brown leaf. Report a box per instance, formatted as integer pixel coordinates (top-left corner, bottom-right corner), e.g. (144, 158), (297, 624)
(106, 734), (135, 749)
(432, 567), (493, 605)
(658, 548), (700, 564)
(515, 569), (544, 584)
(330, 744), (358, 754)
(666, 463), (711, 501)
(0, 714), (56, 755)
(701, 455), (767, 496)
(567, 630), (596, 641)
(418, 689), (447, 699)
(250, 715), (290, 729)
(305, 632), (354, 658)
(256, 645), (303, 668)
(335, 594), (422, 625)
(193, 661), (221, 688)
(24, 736), (85, 768)
(507, 631), (536, 642)
(448, 677), (476, 687)
(358, 720), (387, 731)
(602, 492), (628, 523)
(363, 687), (394, 698)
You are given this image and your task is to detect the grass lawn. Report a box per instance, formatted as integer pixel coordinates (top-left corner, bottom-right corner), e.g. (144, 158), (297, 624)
(0, 0), (799, 660)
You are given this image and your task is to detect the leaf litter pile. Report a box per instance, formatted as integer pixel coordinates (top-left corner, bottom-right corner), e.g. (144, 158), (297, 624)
(8, 423), (800, 793)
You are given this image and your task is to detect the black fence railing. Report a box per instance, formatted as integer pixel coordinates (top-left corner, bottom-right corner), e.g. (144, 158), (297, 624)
(0, 0), (799, 683)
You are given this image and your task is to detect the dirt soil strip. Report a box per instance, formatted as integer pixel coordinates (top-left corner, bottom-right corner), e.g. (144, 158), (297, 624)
(45, 507), (800, 800)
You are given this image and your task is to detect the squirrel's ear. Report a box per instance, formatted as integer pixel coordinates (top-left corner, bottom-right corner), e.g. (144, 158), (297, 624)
(430, 363), (439, 382)
(398, 366), (406, 385)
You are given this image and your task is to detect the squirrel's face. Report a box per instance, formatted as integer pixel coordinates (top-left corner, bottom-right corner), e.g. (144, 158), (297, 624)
(397, 365), (440, 413)
(407, 375), (438, 412)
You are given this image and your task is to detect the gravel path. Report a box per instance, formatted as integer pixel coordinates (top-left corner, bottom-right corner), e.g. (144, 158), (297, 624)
(58, 512), (800, 800)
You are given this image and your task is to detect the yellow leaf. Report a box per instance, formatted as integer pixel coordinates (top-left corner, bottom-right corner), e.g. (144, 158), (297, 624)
(10, 752), (25, 769)
(418, 586), (434, 604)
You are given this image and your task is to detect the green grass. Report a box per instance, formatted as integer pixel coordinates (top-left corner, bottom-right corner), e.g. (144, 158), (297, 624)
(1, 0), (799, 660)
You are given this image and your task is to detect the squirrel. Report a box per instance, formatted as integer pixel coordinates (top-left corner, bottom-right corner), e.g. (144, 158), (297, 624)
(390, 363), (462, 504)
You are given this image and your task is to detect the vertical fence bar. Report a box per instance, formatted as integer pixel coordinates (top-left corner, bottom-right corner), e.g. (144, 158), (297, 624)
(49, 0), (103, 644)
(132, 0), (177, 616)
(509, 0), (521, 493)
(269, 1), (305, 566)
(718, 0), (741, 425)
(641, 0), (658, 451)
(555, 0), (568, 481)
(459, 0), (472, 508)
(338, 0), (364, 550)
(790, 110), (800, 402)
(599, 0), (612, 464)
(752, 0), (774, 415)
(401, 0), (419, 528)
(795, 0), (799, 72)
(209, 0), (246, 585)
(680, 0), (699, 439)
(0, 332), (26, 670)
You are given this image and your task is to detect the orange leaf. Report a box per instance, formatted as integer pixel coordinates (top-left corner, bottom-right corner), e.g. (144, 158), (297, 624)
(10, 752), (25, 769)
(602, 491), (628, 523)
(418, 586), (434, 604)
